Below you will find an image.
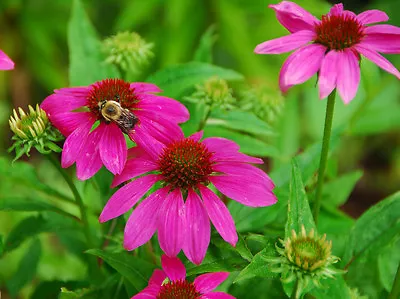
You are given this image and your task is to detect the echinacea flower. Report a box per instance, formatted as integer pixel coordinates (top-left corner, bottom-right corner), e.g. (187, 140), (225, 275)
(254, 2), (400, 103)
(132, 254), (235, 299)
(0, 49), (14, 70)
(100, 130), (277, 264)
(41, 78), (189, 180)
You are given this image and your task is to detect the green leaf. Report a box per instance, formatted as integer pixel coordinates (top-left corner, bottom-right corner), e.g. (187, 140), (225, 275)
(208, 109), (275, 138)
(186, 256), (246, 276)
(234, 241), (279, 283)
(6, 238), (42, 297)
(212, 233), (253, 262)
(321, 170), (363, 207)
(309, 275), (352, 298)
(86, 249), (156, 291)
(193, 25), (217, 63)
(203, 126), (279, 157)
(146, 62), (244, 98)
(285, 158), (316, 238)
(343, 191), (400, 265)
(378, 238), (400, 292)
(68, 0), (118, 86)
(0, 197), (79, 220)
(31, 281), (88, 299)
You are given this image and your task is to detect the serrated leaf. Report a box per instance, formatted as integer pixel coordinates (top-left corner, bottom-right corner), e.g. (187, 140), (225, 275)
(234, 241), (279, 283)
(68, 0), (118, 86)
(285, 159), (316, 238)
(6, 238), (42, 297)
(86, 249), (156, 291)
(193, 25), (217, 63)
(203, 126), (279, 157)
(343, 191), (400, 265)
(146, 62), (244, 98)
(0, 197), (78, 220)
(212, 233), (253, 262)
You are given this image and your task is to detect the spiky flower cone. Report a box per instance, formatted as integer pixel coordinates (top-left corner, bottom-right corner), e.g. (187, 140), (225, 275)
(8, 104), (63, 161)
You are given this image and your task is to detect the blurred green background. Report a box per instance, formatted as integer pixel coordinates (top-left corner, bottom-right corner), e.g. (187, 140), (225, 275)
(0, 0), (399, 298)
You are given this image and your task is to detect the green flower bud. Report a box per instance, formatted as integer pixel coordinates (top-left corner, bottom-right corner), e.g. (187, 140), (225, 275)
(266, 225), (343, 298)
(350, 288), (368, 299)
(103, 31), (154, 74)
(8, 104), (63, 161)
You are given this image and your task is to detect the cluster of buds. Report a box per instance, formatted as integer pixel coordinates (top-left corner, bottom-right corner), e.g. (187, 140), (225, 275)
(267, 225), (343, 298)
(186, 76), (236, 111)
(103, 31), (154, 74)
(8, 104), (63, 161)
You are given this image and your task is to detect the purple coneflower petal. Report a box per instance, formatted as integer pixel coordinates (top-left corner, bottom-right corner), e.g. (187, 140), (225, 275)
(148, 269), (167, 286)
(199, 186), (238, 246)
(136, 95), (190, 123)
(336, 49), (360, 104)
(328, 3), (343, 16)
(124, 188), (168, 251)
(75, 129), (103, 180)
(99, 174), (159, 222)
(130, 126), (165, 161)
(183, 189), (210, 265)
(61, 119), (94, 168)
(202, 137), (240, 153)
(158, 189), (185, 257)
(111, 155), (157, 187)
(357, 9), (389, 25)
(279, 44), (326, 93)
(131, 292), (155, 299)
(161, 255), (186, 282)
(98, 123), (127, 175)
(355, 45), (400, 79)
(189, 131), (204, 142)
(200, 292), (236, 299)
(318, 50), (340, 99)
(130, 82), (162, 94)
(211, 151), (263, 164)
(0, 50), (14, 70)
(41, 94), (88, 116)
(269, 1), (320, 33)
(47, 111), (92, 136)
(364, 24), (400, 35)
(55, 86), (91, 97)
(194, 272), (230, 294)
(254, 30), (315, 54)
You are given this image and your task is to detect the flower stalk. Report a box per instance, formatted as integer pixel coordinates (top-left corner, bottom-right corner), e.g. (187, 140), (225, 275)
(313, 89), (336, 224)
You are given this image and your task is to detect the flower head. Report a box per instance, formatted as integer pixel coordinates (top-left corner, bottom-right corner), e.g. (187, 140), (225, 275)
(41, 79), (189, 180)
(255, 2), (400, 103)
(8, 105), (63, 161)
(100, 130), (277, 264)
(0, 49), (14, 70)
(103, 31), (154, 73)
(132, 255), (235, 299)
(267, 226), (342, 298)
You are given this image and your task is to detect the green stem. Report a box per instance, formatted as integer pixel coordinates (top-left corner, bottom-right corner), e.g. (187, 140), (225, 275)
(290, 279), (299, 299)
(198, 105), (212, 131)
(46, 154), (94, 248)
(389, 262), (400, 299)
(312, 90), (336, 224)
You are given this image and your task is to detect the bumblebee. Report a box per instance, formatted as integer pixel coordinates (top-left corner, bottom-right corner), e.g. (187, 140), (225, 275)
(99, 100), (139, 134)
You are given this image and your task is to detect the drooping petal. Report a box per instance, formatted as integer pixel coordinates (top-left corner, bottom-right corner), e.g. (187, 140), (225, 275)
(0, 50), (14, 70)
(131, 285), (160, 299)
(129, 126), (165, 161)
(98, 122), (127, 175)
(318, 50), (340, 99)
(336, 49), (361, 104)
(279, 44), (326, 93)
(99, 174), (159, 222)
(357, 9), (389, 25)
(328, 3), (343, 16)
(41, 94), (88, 116)
(355, 45), (400, 79)
(200, 292), (236, 299)
(61, 118), (94, 168)
(199, 186), (238, 247)
(148, 269), (167, 286)
(361, 34), (400, 54)
(161, 254), (186, 282)
(55, 86), (91, 96)
(254, 30), (315, 54)
(364, 24), (400, 35)
(269, 1), (320, 33)
(189, 131), (204, 142)
(183, 189), (211, 265)
(136, 94), (190, 123)
(194, 272), (230, 293)
(111, 155), (158, 187)
(130, 82), (162, 94)
(47, 111), (92, 136)
(75, 128), (103, 180)
(124, 188), (169, 251)
(157, 189), (185, 257)
(211, 151), (263, 164)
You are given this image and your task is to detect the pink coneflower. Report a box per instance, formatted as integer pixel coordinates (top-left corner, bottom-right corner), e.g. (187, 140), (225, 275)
(100, 130), (277, 265)
(41, 78), (189, 180)
(254, 2), (400, 103)
(132, 254), (235, 299)
(0, 49), (14, 70)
